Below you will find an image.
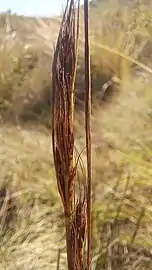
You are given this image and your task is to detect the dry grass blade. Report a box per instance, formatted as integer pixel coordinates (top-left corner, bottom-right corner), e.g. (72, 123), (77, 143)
(130, 207), (146, 245)
(91, 42), (152, 75)
(52, 0), (87, 269)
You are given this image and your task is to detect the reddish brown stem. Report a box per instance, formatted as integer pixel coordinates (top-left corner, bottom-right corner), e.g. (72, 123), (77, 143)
(84, 0), (92, 269)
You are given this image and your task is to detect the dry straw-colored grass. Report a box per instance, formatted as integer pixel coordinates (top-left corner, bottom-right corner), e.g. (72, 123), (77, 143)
(0, 0), (152, 269)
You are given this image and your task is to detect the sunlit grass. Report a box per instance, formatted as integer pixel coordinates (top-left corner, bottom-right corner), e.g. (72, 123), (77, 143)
(0, 1), (152, 269)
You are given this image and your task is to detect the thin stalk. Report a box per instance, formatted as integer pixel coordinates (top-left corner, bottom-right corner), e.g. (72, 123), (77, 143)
(84, 0), (92, 269)
(56, 249), (61, 270)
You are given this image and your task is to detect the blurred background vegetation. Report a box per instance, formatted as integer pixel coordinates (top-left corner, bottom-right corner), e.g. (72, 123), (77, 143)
(0, 0), (152, 269)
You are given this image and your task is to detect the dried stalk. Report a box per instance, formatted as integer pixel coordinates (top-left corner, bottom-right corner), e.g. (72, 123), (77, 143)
(52, 1), (87, 269)
(84, 0), (92, 269)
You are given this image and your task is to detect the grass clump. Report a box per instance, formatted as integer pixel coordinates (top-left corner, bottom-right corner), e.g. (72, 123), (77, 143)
(52, 0), (89, 268)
